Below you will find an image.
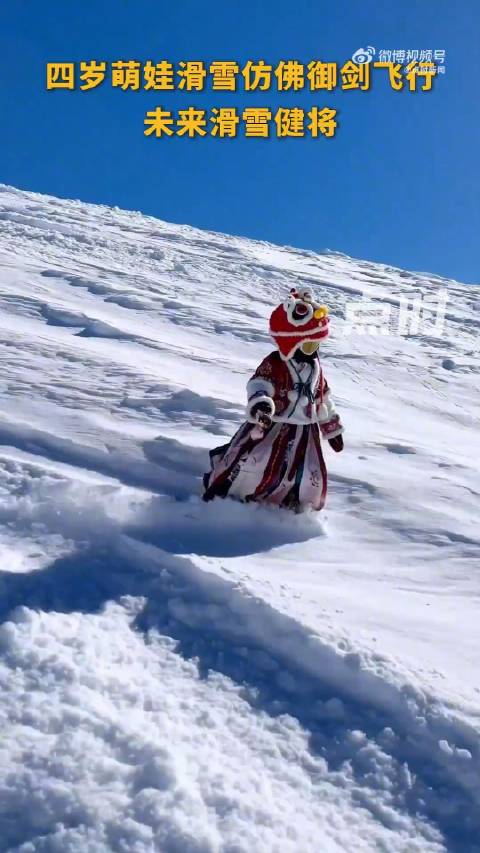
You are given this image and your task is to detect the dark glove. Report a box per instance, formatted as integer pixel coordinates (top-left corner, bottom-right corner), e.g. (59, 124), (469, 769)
(251, 401), (273, 428)
(328, 434), (344, 453)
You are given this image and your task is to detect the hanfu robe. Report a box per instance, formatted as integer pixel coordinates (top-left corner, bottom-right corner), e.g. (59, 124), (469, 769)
(203, 350), (343, 512)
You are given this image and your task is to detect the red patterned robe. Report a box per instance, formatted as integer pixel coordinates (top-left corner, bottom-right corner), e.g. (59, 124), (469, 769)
(203, 350), (343, 512)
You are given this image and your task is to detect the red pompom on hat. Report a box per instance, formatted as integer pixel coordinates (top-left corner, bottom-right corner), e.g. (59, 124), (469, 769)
(269, 287), (329, 359)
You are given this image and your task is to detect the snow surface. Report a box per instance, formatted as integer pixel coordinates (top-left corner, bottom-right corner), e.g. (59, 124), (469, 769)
(0, 184), (479, 852)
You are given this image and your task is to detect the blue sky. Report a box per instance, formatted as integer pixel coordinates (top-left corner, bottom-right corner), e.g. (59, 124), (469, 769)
(1, 0), (478, 283)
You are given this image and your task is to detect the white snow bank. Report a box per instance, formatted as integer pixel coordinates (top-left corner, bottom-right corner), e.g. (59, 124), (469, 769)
(0, 183), (479, 851)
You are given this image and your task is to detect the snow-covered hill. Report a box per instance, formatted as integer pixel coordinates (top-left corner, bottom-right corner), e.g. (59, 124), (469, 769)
(0, 184), (478, 853)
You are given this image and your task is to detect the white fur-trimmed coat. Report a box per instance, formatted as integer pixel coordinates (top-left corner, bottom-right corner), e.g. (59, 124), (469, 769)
(246, 350), (343, 438)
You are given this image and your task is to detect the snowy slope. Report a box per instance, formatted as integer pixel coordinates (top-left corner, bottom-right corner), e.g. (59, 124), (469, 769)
(0, 184), (479, 853)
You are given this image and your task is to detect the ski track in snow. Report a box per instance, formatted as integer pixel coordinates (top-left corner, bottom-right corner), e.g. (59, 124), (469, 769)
(0, 184), (479, 852)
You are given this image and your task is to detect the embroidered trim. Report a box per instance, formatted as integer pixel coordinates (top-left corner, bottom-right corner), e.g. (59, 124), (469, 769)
(269, 325), (329, 338)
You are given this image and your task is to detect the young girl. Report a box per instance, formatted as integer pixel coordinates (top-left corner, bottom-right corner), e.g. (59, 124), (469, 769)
(203, 286), (344, 512)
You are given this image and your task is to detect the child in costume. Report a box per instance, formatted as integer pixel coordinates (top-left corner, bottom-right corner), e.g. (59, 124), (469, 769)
(203, 286), (344, 512)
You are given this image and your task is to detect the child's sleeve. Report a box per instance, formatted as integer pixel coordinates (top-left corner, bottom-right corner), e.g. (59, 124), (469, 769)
(245, 354), (277, 421)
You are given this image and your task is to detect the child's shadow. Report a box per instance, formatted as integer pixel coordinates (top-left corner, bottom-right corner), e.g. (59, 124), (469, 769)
(124, 494), (323, 558)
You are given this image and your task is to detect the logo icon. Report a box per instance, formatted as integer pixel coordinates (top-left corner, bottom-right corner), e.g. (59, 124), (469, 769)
(351, 46), (376, 65)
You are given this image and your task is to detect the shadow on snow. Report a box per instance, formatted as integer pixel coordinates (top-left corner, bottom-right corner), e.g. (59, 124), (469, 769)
(0, 513), (479, 852)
